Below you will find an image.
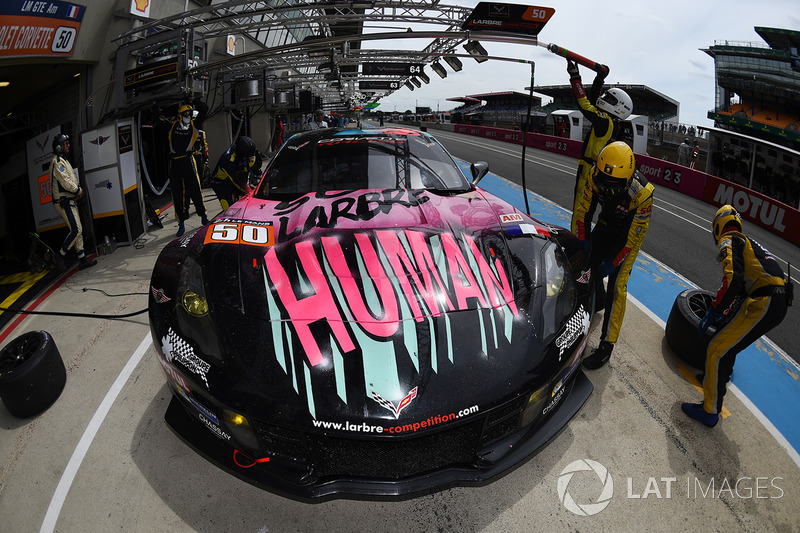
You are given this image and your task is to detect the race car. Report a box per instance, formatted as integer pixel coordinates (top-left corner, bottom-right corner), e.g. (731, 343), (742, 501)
(148, 127), (595, 500)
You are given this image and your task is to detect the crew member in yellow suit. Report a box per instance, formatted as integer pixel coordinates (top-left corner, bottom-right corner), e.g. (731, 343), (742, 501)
(683, 205), (789, 426)
(574, 141), (654, 369)
(566, 59), (633, 234)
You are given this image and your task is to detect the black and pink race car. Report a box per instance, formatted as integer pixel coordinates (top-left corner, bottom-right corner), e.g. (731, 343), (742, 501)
(148, 127), (594, 501)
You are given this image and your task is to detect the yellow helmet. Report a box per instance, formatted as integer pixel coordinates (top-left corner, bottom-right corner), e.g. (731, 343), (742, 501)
(178, 103), (194, 116)
(593, 141), (635, 197)
(712, 205), (743, 243)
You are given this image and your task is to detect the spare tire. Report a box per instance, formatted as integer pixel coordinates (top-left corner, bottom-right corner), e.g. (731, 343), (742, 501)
(0, 331), (66, 418)
(665, 289), (717, 370)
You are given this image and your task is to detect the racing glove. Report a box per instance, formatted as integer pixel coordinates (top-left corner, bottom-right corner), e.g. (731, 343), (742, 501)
(597, 260), (615, 278)
(698, 307), (724, 339)
(566, 59), (580, 80)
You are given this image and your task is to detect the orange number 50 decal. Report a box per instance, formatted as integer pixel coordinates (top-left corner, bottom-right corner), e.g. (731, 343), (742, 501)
(203, 222), (275, 246)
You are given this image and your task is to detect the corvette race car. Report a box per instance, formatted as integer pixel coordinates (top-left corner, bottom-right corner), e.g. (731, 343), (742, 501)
(148, 127), (595, 500)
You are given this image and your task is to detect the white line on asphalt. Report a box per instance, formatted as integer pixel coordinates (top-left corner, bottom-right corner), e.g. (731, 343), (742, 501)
(40, 333), (153, 533)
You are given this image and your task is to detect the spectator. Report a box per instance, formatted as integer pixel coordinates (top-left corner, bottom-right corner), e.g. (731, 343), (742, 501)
(689, 140), (700, 169)
(677, 137), (692, 166)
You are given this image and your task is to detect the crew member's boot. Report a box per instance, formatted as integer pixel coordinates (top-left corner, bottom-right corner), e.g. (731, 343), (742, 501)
(681, 402), (719, 427)
(583, 340), (613, 369)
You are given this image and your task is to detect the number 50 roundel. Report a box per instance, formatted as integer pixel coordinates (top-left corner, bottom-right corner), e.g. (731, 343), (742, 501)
(204, 222), (275, 247)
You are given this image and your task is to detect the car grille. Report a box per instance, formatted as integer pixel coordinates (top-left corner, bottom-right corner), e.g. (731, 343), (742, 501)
(251, 396), (527, 480)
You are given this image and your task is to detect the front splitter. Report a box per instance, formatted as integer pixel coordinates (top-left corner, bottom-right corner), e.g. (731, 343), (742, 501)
(164, 369), (593, 502)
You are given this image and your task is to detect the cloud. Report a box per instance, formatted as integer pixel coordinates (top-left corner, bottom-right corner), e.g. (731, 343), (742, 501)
(373, 0), (797, 126)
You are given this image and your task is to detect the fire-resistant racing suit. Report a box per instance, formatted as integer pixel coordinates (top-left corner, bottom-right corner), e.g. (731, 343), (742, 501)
(569, 68), (618, 234)
(703, 233), (788, 414)
(50, 153), (86, 257)
(211, 144), (261, 210)
(574, 170), (654, 345)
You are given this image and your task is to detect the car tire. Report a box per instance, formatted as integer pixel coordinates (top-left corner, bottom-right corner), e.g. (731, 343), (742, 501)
(665, 289), (717, 370)
(0, 331), (66, 418)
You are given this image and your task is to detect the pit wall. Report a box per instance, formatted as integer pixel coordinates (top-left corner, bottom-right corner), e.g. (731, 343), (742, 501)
(449, 124), (799, 247)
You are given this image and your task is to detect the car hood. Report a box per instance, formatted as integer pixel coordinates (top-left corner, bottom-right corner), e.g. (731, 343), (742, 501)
(193, 189), (567, 424)
(218, 189), (541, 321)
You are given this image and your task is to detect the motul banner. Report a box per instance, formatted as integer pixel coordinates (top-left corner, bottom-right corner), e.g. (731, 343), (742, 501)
(0, 0), (85, 58)
(454, 124), (800, 247)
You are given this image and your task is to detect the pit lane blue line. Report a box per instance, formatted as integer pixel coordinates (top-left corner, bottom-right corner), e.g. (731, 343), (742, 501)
(462, 162), (800, 464)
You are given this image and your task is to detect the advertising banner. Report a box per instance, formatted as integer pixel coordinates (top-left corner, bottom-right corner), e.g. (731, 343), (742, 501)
(26, 126), (63, 231)
(0, 1), (86, 58)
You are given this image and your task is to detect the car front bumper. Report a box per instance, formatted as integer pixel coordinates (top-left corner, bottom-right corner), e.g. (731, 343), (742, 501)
(164, 369), (593, 502)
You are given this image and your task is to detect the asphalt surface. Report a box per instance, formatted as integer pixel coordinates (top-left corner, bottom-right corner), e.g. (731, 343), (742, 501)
(1, 127), (798, 532)
(431, 128), (800, 363)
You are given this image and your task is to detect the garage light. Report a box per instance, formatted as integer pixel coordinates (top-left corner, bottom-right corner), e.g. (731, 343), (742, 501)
(430, 62), (447, 79)
(464, 41), (488, 63)
(0, 82), (9, 87)
(404, 80), (415, 91)
(418, 72), (430, 84)
(410, 77), (421, 88)
(443, 56), (462, 72)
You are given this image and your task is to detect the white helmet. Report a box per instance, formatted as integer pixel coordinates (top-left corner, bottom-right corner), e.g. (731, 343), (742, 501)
(596, 88), (633, 120)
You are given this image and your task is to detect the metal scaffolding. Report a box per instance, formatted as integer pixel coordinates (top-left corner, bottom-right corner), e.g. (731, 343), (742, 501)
(112, 1), (537, 111)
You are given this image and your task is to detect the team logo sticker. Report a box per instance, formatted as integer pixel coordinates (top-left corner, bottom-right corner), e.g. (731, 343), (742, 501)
(371, 387), (418, 419)
(500, 213), (524, 223)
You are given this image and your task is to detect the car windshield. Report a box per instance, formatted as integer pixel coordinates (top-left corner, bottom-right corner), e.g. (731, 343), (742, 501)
(255, 130), (470, 198)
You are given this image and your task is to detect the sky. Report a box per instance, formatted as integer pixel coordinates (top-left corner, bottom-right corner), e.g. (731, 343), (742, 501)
(367, 0), (799, 127)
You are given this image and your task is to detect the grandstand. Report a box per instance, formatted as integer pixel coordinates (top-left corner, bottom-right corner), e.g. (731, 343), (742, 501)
(446, 92), (543, 129)
(702, 26), (800, 207)
(704, 27), (800, 148)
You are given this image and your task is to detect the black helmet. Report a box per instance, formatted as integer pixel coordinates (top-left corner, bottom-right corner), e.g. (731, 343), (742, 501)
(52, 133), (70, 153)
(235, 136), (256, 158)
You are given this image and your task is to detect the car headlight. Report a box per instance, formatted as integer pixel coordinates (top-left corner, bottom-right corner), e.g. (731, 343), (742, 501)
(221, 409), (259, 450)
(174, 255), (223, 362)
(182, 291), (208, 316)
(178, 256), (209, 316)
(520, 382), (551, 427)
(543, 244), (565, 297)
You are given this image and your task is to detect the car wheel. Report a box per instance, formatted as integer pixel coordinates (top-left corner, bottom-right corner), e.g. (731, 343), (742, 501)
(665, 289), (717, 370)
(0, 331), (66, 418)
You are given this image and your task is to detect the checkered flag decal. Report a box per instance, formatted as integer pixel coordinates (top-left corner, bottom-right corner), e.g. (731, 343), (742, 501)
(371, 390), (397, 417)
(555, 305), (590, 360)
(162, 328), (210, 387)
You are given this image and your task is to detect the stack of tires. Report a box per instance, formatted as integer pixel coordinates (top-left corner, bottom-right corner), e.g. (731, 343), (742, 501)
(0, 331), (66, 418)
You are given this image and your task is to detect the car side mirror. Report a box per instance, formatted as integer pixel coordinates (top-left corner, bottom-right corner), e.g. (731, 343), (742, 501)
(470, 161), (489, 185)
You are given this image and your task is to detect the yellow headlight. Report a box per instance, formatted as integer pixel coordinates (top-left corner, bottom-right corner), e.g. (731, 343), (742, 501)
(229, 413), (247, 426)
(181, 291), (209, 316)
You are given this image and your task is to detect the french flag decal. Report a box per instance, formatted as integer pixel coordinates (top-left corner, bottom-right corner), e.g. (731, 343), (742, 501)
(67, 6), (80, 18)
(505, 223), (551, 238)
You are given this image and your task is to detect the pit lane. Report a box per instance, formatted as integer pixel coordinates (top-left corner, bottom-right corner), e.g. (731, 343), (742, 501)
(1, 137), (798, 532)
